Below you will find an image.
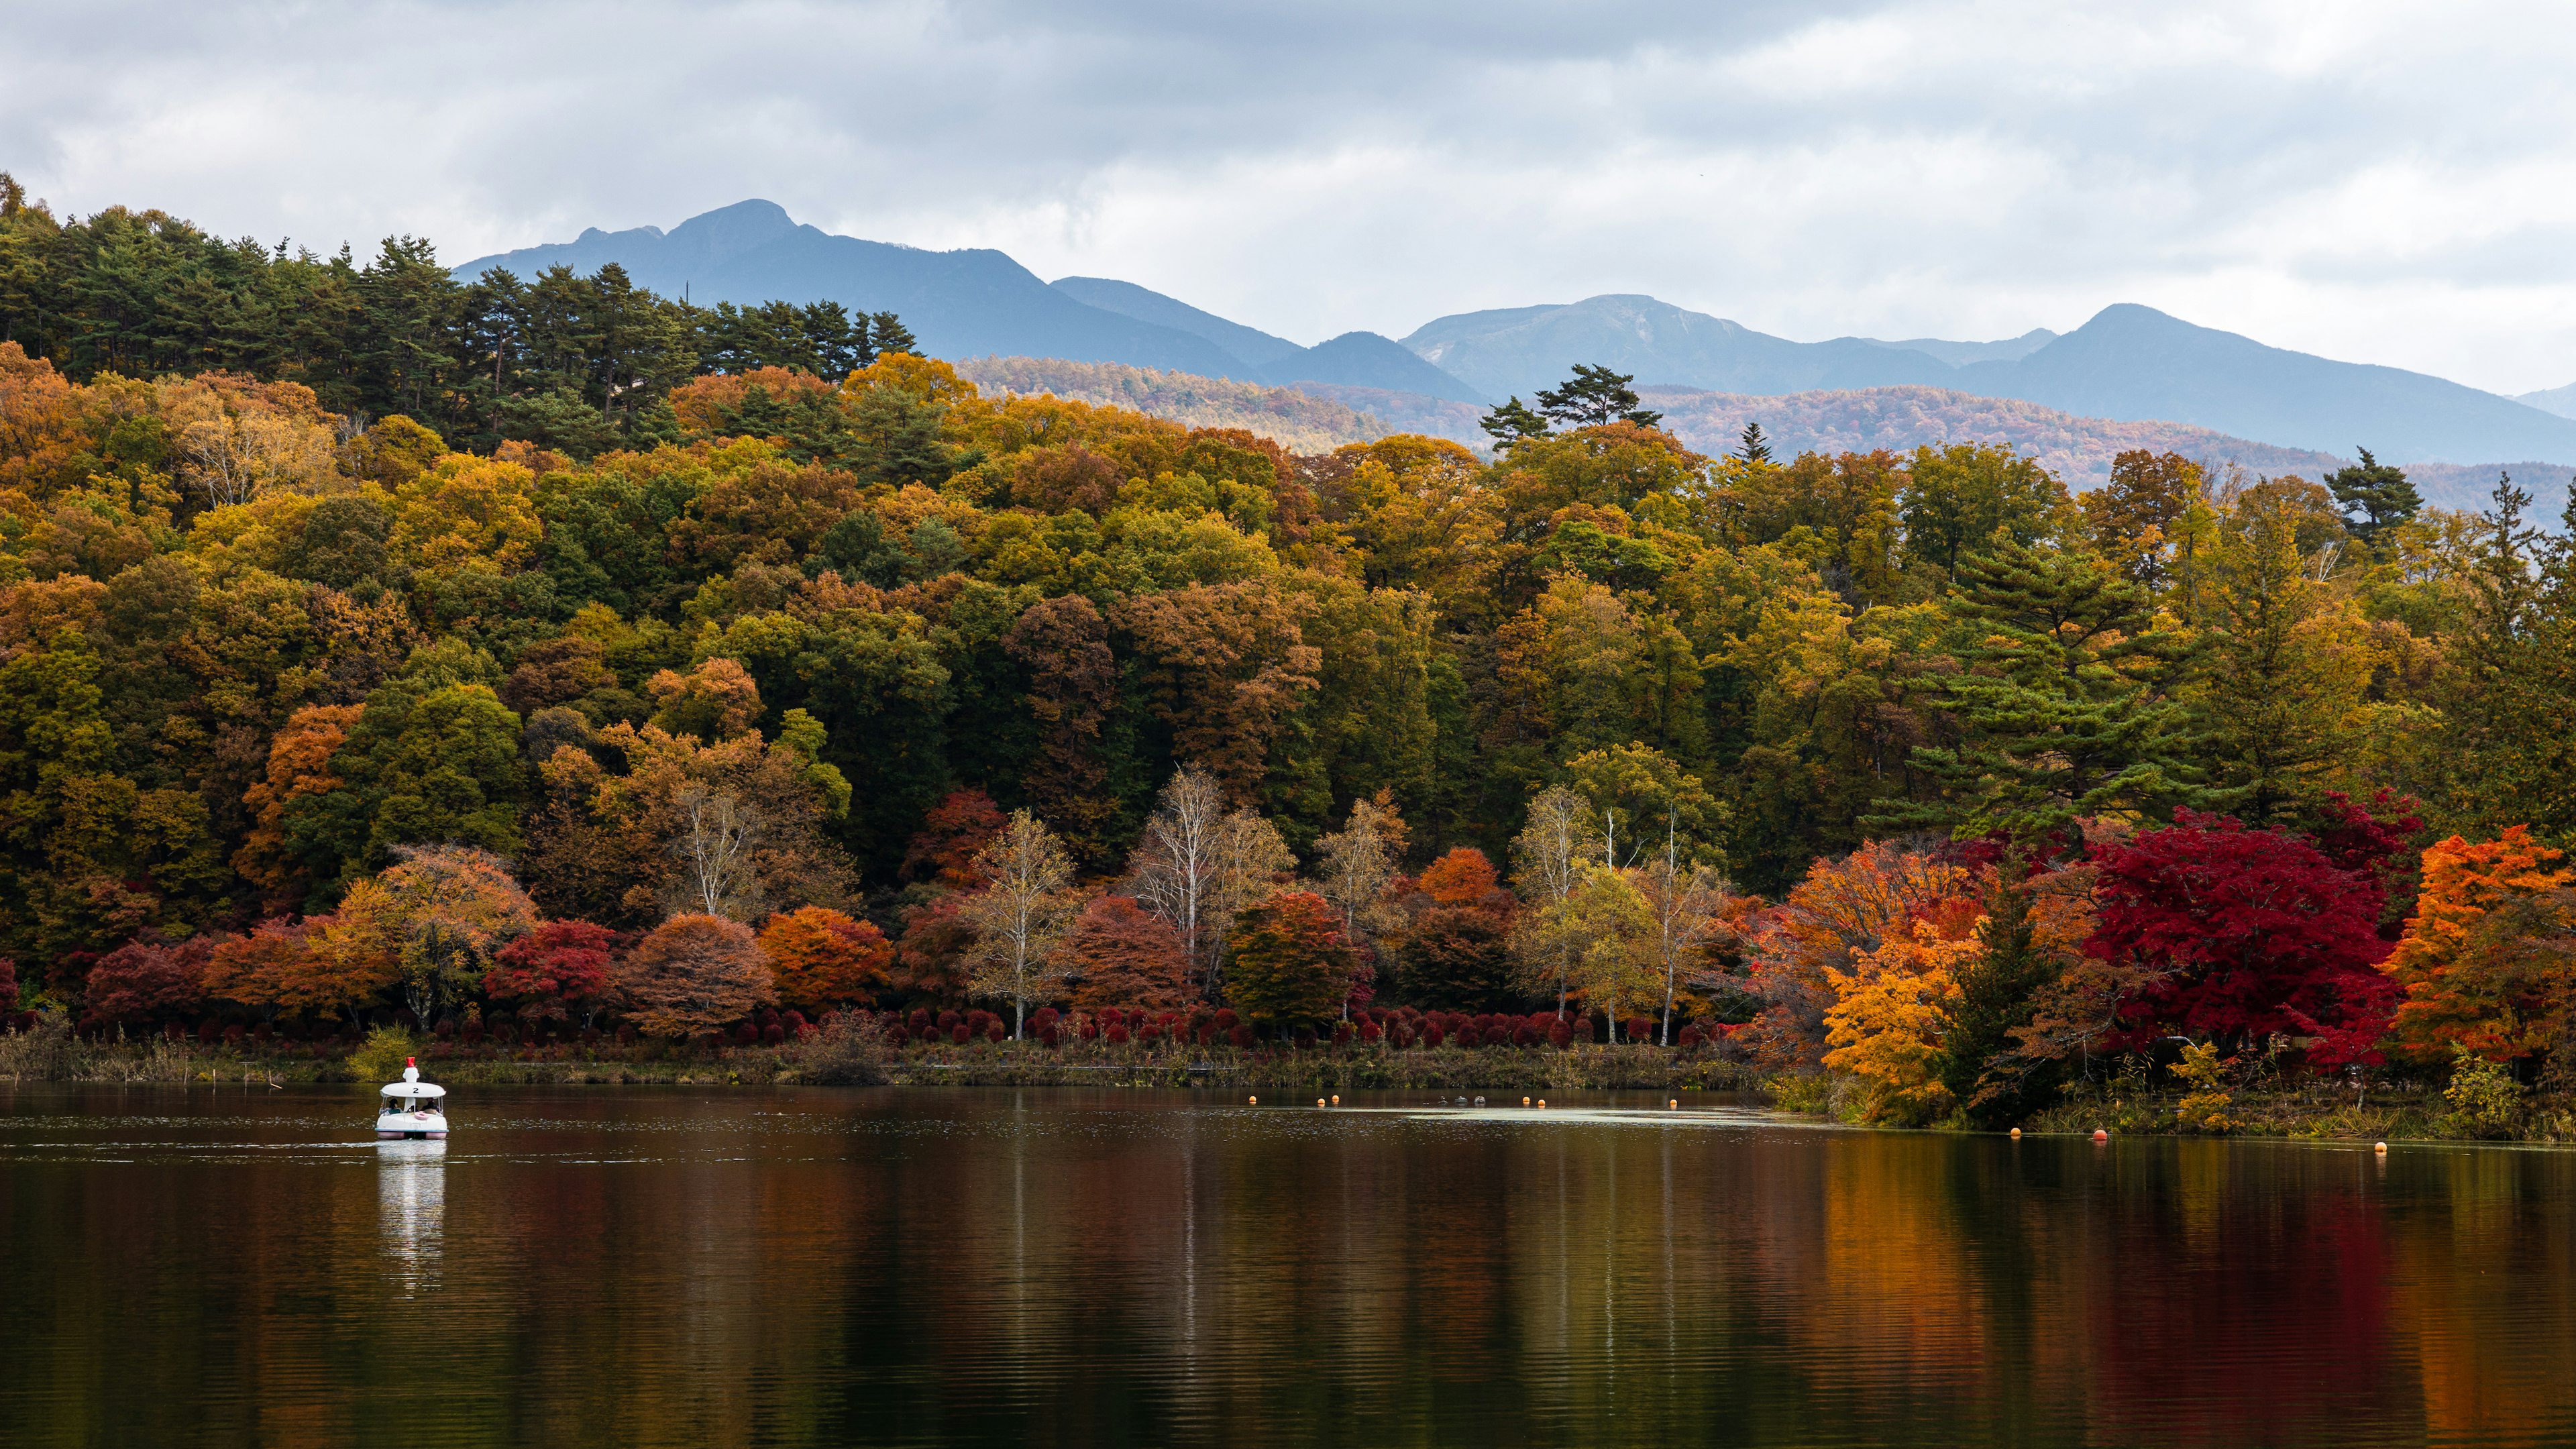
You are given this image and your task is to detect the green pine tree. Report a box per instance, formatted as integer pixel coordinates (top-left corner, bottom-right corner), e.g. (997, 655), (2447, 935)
(1479, 396), (1552, 448)
(1940, 865), (2064, 1127)
(2324, 447), (2421, 555)
(1534, 364), (1662, 429)
(1893, 539), (2196, 845)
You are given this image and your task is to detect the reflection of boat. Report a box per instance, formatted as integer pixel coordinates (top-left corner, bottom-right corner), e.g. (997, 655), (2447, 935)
(378, 1134), (445, 1293)
(376, 1058), (449, 1139)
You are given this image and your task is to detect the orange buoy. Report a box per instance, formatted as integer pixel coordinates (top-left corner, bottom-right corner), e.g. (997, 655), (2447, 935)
(2092, 1128), (2108, 1142)
(1522, 1096), (1532, 1107)
(1668, 1099), (1679, 1110)
(2009, 1128), (2021, 1140)
(1248, 1095), (1258, 1105)
(1330, 1094), (1340, 1106)
(1538, 1099), (1548, 1109)
(1316, 1097), (1326, 1108)
(2375, 1141), (2388, 1154)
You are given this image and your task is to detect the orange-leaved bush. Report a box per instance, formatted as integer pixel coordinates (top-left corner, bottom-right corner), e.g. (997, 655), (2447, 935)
(757, 906), (892, 1012)
(618, 914), (776, 1038)
(1224, 890), (1356, 1030)
(1063, 895), (1191, 1012)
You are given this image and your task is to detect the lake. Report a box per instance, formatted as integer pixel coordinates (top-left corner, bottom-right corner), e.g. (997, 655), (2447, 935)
(1, 1084), (2571, 1447)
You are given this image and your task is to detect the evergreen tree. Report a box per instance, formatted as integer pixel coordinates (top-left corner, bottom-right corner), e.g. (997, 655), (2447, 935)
(1479, 396), (1550, 448)
(1534, 364), (1661, 429)
(2448, 474), (2576, 845)
(2324, 447), (2421, 553)
(1737, 421), (1772, 465)
(1939, 865), (2063, 1126)
(1895, 539), (2195, 846)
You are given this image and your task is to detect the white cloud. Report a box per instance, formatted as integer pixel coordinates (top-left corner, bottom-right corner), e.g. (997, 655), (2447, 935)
(6, 0), (2575, 389)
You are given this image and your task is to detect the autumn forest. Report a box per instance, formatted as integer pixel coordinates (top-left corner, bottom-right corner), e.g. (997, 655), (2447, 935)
(3, 186), (2575, 1126)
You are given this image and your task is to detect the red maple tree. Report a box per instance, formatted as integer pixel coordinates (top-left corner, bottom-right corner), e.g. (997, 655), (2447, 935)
(2088, 810), (2396, 1065)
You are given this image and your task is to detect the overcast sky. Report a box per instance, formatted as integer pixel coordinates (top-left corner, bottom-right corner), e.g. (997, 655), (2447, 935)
(9, 1), (2576, 392)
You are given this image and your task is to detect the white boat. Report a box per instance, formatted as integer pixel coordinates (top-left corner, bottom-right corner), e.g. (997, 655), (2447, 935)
(376, 1058), (449, 1140)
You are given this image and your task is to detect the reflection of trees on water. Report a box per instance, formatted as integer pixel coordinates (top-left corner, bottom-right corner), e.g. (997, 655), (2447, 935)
(376, 1139), (445, 1295)
(22, 1096), (2576, 1446)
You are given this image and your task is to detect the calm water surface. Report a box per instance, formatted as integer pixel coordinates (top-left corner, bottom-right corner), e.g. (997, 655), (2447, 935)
(1, 1083), (2571, 1448)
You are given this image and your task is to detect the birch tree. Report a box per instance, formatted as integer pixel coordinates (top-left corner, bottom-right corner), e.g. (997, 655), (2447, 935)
(1637, 820), (1737, 1044)
(1509, 785), (1599, 1016)
(960, 809), (1078, 1037)
(1126, 767), (1226, 994)
(1205, 806), (1296, 1000)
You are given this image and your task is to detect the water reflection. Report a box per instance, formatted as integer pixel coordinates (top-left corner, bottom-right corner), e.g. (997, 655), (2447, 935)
(1, 1087), (2575, 1448)
(376, 1137), (444, 1294)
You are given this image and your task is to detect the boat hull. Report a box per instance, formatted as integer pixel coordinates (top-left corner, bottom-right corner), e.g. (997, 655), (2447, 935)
(376, 1111), (450, 1140)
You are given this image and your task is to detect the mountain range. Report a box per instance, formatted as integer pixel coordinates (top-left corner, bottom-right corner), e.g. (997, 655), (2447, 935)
(456, 200), (2576, 472)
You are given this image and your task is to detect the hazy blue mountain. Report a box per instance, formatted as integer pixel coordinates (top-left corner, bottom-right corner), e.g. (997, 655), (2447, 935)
(1403, 294), (2576, 464)
(1049, 276), (1304, 369)
(1863, 329), (2058, 367)
(1256, 331), (1489, 404)
(1050, 278), (1487, 399)
(1403, 294), (1957, 399)
(452, 200), (1247, 376)
(2517, 380), (2576, 421)
(1957, 305), (2576, 463)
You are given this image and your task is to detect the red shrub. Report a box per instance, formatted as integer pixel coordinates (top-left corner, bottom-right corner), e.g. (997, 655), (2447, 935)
(1106, 1023), (1130, 1044)
(951, 1022), (971, 1044)
(1360, 1020), (1382, 1043)
(1625, 1016), (1654, 1044)
(1214, 1008), (1238, 1031)
(984, 1019), (1004, 1042)
(1227, 1024), (1253, 1048)
(1332, 1022), (1353, 1046)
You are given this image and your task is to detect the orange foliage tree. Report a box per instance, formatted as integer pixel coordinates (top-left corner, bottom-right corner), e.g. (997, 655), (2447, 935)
(1739, 841), (1978, 1067)
(205, 916), (390, 1026)
(902, 790), (1006, 888)
(757, 906), (892, 1013)
(234, 704), (364, 896)
(2383, 827), (2576, 1063)
(1416, 847), (1503, 907)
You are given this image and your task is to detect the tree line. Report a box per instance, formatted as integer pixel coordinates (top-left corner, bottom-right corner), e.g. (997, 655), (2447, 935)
(2, 189), (2573, 1114)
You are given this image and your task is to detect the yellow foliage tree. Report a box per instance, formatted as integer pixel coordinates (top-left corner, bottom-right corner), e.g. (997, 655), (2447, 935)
(389, 454), (541, 575)
(1823, 918), (1983, 1124)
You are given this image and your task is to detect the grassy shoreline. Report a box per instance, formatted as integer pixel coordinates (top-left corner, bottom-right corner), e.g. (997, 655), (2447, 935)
(14, 1028), (2571, 1144)
(0, 1026), (1760, 1093)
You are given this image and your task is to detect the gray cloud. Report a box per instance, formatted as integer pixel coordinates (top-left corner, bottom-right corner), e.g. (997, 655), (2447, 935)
(6, 1), (2575, 390)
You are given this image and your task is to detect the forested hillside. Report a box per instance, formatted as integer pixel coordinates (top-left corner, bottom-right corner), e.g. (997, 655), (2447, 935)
(953, 356), (1391, 453)
(3, 185), (2573, 1118)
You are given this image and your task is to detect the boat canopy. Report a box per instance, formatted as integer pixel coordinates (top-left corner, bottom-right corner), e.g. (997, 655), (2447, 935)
(381, 1060), (444, 1100)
